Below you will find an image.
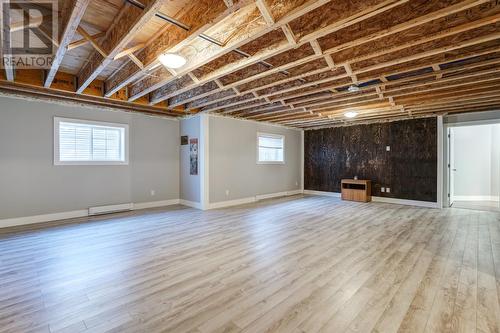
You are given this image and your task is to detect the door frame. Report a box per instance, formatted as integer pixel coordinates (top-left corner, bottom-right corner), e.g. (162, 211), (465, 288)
(441, 115), (500, 208)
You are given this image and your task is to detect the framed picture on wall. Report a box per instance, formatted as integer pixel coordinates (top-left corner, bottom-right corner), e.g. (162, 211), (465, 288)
(190, 138), (198, 175)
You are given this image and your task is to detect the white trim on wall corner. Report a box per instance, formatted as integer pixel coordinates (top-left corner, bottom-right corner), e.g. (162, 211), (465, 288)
(0, 199), (181, 229)
(199, 114), (210, 210)
(437, 115), (444, 209)
(180, 199), (203, 209)
(303, 190), (439, 208)
(453, 195), (500, 202)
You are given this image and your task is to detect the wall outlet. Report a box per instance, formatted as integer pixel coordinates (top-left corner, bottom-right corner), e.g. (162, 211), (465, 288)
(386, 187), (391, 193)
(386, 146), (391, 151)
(150, 190), (156, 196)
(225, 189), (230, 197)
(381, 187), (385, 193)
(295, 181), (299, 186)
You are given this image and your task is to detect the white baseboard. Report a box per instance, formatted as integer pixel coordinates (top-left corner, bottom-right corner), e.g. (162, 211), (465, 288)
(208, 189), (304, 210)
(372, 196), (439, 208)
(180, 199), (203, 210)
(286, 189), (303, 196)
(453, 195), (500, 202)
(0, 209), (90, 229)
(0, 199), (181, 229)
(303, 190), (439, 208)
(88, 203), (133, 216)
(133, 199), (180, 210)
(303, 190), (341, 198)
(208, 197), (256, 209)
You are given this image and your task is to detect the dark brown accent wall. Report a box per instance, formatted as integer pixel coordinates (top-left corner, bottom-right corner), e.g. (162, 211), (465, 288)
(304, 118), (437, 202)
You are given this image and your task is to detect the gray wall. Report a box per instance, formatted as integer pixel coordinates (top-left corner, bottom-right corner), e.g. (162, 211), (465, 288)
(0, 96), (180, 219)
(209, 116), (302, 203)
(452, 124), (500, 199)
(180, 116), (201, 203)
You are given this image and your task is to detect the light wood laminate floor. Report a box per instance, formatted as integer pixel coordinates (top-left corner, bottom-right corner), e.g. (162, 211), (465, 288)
(1, 195), (500, 333)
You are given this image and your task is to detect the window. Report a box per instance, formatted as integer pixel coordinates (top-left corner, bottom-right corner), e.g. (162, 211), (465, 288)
(257, 132), (285, 164)
(54, 117), (128, 165)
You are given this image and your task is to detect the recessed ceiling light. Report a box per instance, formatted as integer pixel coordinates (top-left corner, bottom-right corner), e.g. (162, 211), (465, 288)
(348, 85), (360, 93)
(344, 111), (358, 118)
(158, 53), (187, 69)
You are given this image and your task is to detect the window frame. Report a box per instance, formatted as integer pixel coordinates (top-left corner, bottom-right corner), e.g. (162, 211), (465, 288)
(256, 132), (285, 165)
(53, 117), (129, 166)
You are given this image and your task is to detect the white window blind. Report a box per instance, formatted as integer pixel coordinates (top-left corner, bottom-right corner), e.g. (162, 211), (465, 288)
(54, 118), (128, 165)
(257, 133), (285, 163)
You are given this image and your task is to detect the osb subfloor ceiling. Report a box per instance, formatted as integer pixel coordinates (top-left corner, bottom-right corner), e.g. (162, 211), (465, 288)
(1, 0), (500, 128)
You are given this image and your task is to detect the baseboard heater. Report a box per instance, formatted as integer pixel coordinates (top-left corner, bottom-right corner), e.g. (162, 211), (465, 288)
(88, 203), (133, 216)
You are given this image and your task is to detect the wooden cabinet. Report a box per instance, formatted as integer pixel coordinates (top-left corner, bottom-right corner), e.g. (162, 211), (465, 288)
(341, 179), (372, 202)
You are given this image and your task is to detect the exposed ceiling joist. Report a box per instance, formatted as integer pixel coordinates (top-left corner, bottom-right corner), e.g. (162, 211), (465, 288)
(104, 0), (255, 98)
(148, 0), (409, 104)
(45, 0), (90, 88)
(76, 0), (165, 93)
(158, 0), (494, 110)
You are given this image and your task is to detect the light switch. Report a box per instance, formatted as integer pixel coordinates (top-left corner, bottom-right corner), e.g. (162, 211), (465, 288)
(386, 146), (391, 151)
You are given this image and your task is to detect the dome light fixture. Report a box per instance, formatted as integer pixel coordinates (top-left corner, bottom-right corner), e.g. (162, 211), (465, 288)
(344, 111), (358, 118)
(348, 85), (360, 93)
(158, 53), (187, 69)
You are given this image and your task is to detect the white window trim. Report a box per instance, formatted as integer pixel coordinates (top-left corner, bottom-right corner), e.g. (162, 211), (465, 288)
(54, 117), (129, 166)
(256, 132), (285, 165)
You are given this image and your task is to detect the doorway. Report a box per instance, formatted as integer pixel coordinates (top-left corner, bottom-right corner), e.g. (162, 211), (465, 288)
(447, 123), (500, 211)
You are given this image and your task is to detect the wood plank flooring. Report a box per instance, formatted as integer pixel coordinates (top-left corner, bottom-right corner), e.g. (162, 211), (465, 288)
(1, 195), (500, 333)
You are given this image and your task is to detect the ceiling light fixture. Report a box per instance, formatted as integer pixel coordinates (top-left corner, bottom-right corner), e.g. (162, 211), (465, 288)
(158, 53), (187, 69)
(344, 111), (358, 118)
(348, 85), (360, 93)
